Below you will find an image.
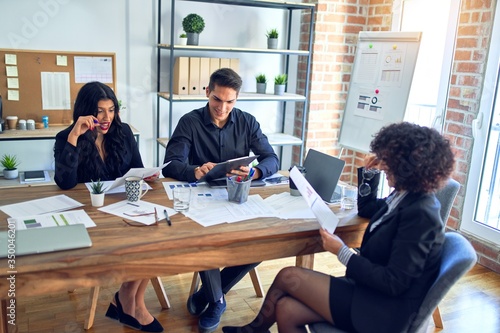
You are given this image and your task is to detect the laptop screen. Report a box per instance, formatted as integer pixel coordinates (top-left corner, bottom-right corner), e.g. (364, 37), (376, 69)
(303, 149), (345, 203)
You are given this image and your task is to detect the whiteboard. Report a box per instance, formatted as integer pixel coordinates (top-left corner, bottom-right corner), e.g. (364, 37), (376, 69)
(339, 31), (422, 153)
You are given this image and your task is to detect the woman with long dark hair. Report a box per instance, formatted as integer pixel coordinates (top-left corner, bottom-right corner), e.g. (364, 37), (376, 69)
(54, 81), (163, 332)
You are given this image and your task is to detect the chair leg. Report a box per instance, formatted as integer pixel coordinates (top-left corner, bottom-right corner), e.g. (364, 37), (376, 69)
(84, 286), (100, 330)
(189, 268), (264, 298)
(150, 277), (170, 309)
(189, 272), (201, 296)
(432, 306), (444, 328)
(249, 268), (264, 298)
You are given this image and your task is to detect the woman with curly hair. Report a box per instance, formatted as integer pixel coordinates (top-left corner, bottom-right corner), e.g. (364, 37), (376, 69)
(54, 81), (163, 332)
(222, 122), (455, 333)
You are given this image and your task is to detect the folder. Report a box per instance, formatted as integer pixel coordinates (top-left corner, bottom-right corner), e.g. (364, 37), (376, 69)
(173, 57), (189, 95)
(229, 58), (240, 73)
(219, 58), (230, 69)
(188, 57), (201, 95)
(209, 58), (220, 75)
(199, 57), (211, 93)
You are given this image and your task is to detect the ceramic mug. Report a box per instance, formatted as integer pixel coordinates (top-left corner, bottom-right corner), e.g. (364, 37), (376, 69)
(124, 176), (148, 202)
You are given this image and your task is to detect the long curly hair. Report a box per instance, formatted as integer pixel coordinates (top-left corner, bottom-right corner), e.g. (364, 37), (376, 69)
(72, 82), (126, 182)
(370, 122), (455, 193)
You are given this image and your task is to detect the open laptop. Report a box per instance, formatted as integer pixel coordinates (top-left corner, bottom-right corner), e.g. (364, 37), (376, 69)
(303, 149), (346, 203)
(0, 224), (92, 258)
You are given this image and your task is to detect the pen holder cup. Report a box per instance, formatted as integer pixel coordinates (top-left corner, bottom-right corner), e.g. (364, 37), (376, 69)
(227, 176), (252, 204)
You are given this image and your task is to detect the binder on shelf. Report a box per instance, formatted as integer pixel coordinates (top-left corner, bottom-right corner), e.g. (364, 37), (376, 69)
(188, 57), (201, 95)
(209, 58), (220, 75)
(173, 57), (189, 95)
(199, 57), (211, 93)
(219, 58), (230, 69)
(229, 58), (240, 73)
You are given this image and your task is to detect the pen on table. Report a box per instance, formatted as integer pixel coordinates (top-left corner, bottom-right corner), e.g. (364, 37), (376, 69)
(164, 209), (172, 226)
(127, 202), (139, 207)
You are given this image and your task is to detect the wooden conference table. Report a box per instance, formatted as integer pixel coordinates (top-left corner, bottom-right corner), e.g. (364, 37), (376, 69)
(0, 178), (368, 332)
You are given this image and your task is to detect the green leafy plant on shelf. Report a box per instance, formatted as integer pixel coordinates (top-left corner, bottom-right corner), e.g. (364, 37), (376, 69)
(274, 74), (288, 85)
(182, 13), (205, 34)
(90, 179), (106, 194)
(255, 73), (267, 83)
(266, 28), (279, 39)
(179, 33), (187, 38)
(1, 154), (19, 170)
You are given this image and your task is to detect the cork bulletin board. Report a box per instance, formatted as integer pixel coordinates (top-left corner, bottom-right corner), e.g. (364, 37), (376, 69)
(0, 48), (116, 125)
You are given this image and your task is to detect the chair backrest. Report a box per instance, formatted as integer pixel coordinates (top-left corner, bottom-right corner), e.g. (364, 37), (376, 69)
(309, 232), (477, 333)
(435, 178), (460, 223)
(407, 232), (477, 332)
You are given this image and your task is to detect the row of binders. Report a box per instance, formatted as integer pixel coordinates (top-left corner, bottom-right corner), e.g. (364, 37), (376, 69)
(173, 57), (240, 95)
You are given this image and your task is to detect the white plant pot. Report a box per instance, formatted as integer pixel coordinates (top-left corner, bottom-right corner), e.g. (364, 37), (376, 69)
(3, 168), (18, 179)
(178, 37), (187, 46)
(90, 192), (105, 207)
(274, 84), (286, 95)
(267, 38), (278, 49)
(256, 82), (267, 94)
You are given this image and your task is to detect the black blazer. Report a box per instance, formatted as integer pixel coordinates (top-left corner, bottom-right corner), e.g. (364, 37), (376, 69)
(54, 123), (143, 190)
(346, 168), (444, 333)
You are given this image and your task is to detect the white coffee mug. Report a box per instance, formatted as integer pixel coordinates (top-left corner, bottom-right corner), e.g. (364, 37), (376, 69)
(124, 177), (148, 202)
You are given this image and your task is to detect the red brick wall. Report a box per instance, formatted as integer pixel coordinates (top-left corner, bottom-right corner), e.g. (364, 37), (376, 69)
(296, 0), (500, 273)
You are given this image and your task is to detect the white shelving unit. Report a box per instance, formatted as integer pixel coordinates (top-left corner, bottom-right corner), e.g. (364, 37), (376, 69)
(156, 0), (315, 166)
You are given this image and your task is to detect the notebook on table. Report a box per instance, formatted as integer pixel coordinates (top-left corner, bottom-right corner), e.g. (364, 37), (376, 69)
(0, 224), (92, 258)
(303, 149), (346, 203)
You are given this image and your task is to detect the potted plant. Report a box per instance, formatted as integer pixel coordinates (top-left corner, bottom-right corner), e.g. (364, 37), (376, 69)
(182, 13), (205, 46)
(255, 73), (267, 94)
(266, 28), (279, 49)
(89, 179), (106, 207)
(274, 74), (287, 95)
(1, 154), (20, 179)
(178, 32), (188, 46)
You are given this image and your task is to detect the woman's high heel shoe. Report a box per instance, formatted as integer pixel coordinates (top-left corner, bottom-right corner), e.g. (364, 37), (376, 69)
(105, 302), (119, 320)
(141, 317), (164, 332)
(114, 292), (141, 330)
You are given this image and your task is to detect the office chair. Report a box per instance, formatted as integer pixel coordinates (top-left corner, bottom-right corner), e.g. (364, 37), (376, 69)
(309, 232), (477, 333)
(435, 178), (460, 224)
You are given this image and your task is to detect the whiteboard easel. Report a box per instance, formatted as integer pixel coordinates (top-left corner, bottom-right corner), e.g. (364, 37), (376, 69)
(339, 31), (422, 153)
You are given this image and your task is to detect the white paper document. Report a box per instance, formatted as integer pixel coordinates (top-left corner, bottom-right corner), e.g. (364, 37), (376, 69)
(264, 192), (315, 219)
(105, 162), (170, 193)
(98, 200), (176, 226)
(0, 195), (84, 218)
(289, 167), (340, 233)
(8, 209), (96, 230)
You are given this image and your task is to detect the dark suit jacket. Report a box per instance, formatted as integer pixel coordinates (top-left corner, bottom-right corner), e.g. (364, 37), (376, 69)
(346, 168), (444, 333)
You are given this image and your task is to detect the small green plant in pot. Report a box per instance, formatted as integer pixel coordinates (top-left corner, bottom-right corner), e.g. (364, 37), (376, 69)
(255, 73), (267, 94)
(1, 154), (20, 179)
(178, 32), (188, 45)
(266, 28), (279, 49)
(274, 74), (287, 95)
(182, 13), (205, 46)
(90, 179), (106, 207)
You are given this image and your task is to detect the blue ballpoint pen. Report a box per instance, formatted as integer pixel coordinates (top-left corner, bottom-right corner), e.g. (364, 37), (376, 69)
(164, 209), (172, 226)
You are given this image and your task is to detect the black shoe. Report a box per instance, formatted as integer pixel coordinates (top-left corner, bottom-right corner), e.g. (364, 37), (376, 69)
(187, 289), (209, 316)
(105, 302), (119, 320)
(141, 317), (164, 332)
(198, 298), (226, 333)
(114, 292), (141, 330)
